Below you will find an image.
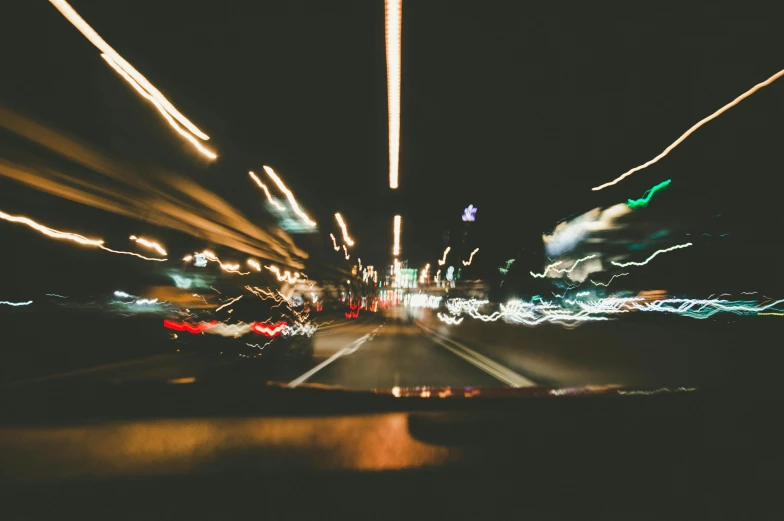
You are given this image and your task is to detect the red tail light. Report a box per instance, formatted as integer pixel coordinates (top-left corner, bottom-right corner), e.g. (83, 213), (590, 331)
(164, 319), (217, 334)
(251, 321), (287, 337)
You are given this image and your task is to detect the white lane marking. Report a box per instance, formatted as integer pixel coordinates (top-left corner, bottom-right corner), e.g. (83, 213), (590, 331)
(419, 324), (535, 387)
(287, 326), (382, 388)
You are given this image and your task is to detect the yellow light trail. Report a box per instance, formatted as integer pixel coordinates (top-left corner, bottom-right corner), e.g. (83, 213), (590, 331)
(0, 209), (104, 246)
(249, 171), (284, 210)
(385, 0), (402, 189)
(247, 258), (262, 271)
(101, 54), (216, 159)
(262, 166), (316, 227)
(393, 215), (401, 255)
(216, 295), (242, 312)
(592, 67), (784, 191)
(129, 235), (167, 256)
(49, 1), (212, 142)
(438, 246), (450, 266)
(462, 248), (479, 266)
(343, 244), (351, 260)
(334, 213), (355, 246)
(329, 233), (340, 251)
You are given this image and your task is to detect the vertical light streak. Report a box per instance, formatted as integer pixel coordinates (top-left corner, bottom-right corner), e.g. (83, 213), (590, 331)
(592, 68), (784, 191)
(438, 246), (451, 266)
(249, 171), (284, 210)
(329, 233), (340, 251)
(334, 212), (355, 246)
(462, 248), (479, 266)
(262, 166), (317, 227)
(393, 215), (401, 255)
(611, 242), (693, 267)
(385, 0), (402, 189)
(48, 1), (211, 140)
(343, 244), (351, 260)
(101, 54), (216, 159)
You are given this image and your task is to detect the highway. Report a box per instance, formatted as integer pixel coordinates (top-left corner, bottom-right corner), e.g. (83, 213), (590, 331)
(4, 307), (770, 391)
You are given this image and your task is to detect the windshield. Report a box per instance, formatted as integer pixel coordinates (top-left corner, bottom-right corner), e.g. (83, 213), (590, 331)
(1, 0), (782, 396)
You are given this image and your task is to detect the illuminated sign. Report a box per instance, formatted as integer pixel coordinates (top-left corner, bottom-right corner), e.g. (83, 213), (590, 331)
(462, 205), (477, 222)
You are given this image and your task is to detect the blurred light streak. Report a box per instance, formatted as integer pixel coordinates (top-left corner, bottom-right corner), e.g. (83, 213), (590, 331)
(498, 258), (515, 274)
(129, 235), (167, 256)
(262, 166), (316, 227)
(101, 54), (216, 159)
(163, 319), (217, 334)
(133, 298), (159, 305)
(550, 255), (598, 275)
(759, 312), (784, 316)
(631, 298), (784, 318)
(98, 245), (167, 261)
(530, 260), (563, 278)
(0, 300), (33, 307)
(590, 273), (629, 287)
(393, 215), (401, 255)
(114, 291), (136, 299)
(592, 68), (784, 191)
(437, 312), (463, 325)
(216, 295), (243, 311)
(627, 179), (671, 209)
(183, 255), (193, 262)
(385, 0), (402, 189)
(49, 1), (211, 139)
(247, 258), (262, 271)
(611, 242), (692, 267)
(251, 321), (287, 337)
(343, 245), (350, 260)
(249, 171), (285, 210)
(329, 233), (340, 251)
(462, 248), (479, 266)
(0, 209), (103, 246)
(46, 294), (69, 298)
(334, 213), (355, 246)
(265, 265), (300, 284)
(200, 250), (250, 275)
(438, 247), (450, 266)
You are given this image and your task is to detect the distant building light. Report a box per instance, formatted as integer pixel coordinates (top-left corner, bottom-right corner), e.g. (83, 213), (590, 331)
(462, 205), (477, 222)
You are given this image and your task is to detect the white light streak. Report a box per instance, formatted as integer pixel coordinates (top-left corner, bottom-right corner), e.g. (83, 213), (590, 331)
(590, 273), (629, 287)
(0, 209), (103, 246)
(385, 0), (402, 189)
(101, 55), (216, 159)
(98, 245), (167, 261)
(329, 233), (340, 251)
(129, 235), (167, 256)
(611, 243), (692, 268)
(216, 295), (243, 311)
(262, 166), (316, 227)
(436, 312), (463, 325)
(247, 258), (262, 271)
(0, 300), (33, 307)
(249, 171), (285, 210)
(343, 244), (350, 260)
(393, 215), (401, 255)
(438, 247), (450, 266)
(592, 67), (784, 191)
(334, 213), (355, 246)
(462, 248), (479, 266)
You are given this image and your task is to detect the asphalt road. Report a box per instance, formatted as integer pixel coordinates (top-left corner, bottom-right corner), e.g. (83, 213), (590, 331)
(4, 307), (779, 390)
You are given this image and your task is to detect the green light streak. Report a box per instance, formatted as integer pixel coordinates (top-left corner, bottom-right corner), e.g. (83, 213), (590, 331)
(627, 179), (671, 209)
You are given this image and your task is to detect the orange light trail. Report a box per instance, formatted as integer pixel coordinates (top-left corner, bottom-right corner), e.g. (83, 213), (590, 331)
(100, 54), (216, 159)
(385, 0), (402, 189)
(265, 265), (300, 284)
(249, 171), (284, 210)
(334, 213), (355, 246)
(262, 166), (316, 227)
(49, 1), (212, 147)
(247, 258), (262, 271)
(592, 67), (784, 191)
(201, 250), (249, 275)
(462, 248), (479, 266)
(129, 235), (167, 256)
(393, 215), (401, 255)
(0, 209), (104, 246)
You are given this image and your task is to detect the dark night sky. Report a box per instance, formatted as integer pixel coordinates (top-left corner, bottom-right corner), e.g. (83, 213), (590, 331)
(2, 0), (784, 296)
